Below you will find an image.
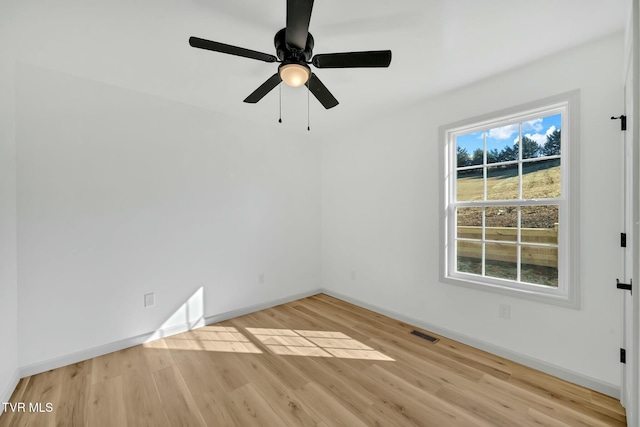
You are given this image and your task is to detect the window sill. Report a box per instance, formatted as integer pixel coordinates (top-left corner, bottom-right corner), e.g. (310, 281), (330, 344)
(442, 273), (580, 309)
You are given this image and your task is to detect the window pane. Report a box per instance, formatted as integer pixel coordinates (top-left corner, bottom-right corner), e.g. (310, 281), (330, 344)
(457, 207), (482, 239)
(521, 245), (558, 287)
(523, 114), (562, 158)
(485, 243), (517, 280)
(522, 159), (560, 199)
(486, 124), (518, 164)
(457, 241), (482, 275)
(457, 168), (483, 201)
(487, 165), (519, 200)
(485, 206), (517, 242)
(456, 131), (484, 167)
(521, 206), (559, 244)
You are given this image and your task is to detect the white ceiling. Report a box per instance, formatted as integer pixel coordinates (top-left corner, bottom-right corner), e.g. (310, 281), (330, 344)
(7, 0), (628, 131)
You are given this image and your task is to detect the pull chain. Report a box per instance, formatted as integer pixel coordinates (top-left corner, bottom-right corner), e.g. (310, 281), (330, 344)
(278, 83), (282, 123)
(307, 78), (310, 131)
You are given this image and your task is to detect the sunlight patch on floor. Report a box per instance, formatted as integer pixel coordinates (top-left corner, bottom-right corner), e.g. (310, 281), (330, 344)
(165, 326), (263, 354)
(246, 328), (395, 361)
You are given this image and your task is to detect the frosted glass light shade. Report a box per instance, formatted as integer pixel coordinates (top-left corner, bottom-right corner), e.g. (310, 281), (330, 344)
(279, 63), (310, 87)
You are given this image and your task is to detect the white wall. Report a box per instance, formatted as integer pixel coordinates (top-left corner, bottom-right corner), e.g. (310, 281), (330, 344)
(16, 63), (321, 368)
(322, 33), (625, 389)
(0, 2), (20, 405)
(3, 3), (626, 402)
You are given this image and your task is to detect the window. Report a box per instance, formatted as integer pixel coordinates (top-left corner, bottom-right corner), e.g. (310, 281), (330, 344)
(441, 91), (580, 307)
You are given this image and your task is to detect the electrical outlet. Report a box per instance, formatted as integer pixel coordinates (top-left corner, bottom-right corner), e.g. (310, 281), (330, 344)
(144, 293), (155, 308)
(499, 304), (511, 319)
(259, 274), (265, 284)
(350, 270), (356, 280)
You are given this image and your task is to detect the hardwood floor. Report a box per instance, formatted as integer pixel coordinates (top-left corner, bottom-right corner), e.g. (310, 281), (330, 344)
(0, 294), (626, 426)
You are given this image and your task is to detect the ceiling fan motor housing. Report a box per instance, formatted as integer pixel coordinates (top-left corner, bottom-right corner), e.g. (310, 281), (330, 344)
(274, 28), (314, 63)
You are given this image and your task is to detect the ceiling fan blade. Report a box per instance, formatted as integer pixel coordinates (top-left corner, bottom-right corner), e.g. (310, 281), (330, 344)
(312, 50), (392, 68)
(189, 36), (277, 63)
(243, 74), (282, 104)
(305, 73), (338, 109)
(286, 0), (314, 50)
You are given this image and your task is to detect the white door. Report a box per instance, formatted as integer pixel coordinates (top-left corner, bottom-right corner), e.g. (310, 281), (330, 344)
(622, 2), (639, 426)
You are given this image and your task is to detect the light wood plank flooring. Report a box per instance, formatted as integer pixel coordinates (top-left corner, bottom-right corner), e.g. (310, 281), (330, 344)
(0, 294), (626, 426)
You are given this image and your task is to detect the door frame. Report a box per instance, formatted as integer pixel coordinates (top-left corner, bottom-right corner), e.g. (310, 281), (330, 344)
(622, 1), (640, 426)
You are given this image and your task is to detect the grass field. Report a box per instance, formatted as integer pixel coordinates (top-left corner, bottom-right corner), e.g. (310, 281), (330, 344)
(457, 159), (560, 201)
(456, 160), (560, 229)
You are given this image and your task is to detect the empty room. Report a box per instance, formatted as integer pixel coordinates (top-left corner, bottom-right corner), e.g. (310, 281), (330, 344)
(1, 0), (639, 425)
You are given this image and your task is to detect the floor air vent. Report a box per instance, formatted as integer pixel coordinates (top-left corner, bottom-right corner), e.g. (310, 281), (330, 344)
(410, 330), (439, 343)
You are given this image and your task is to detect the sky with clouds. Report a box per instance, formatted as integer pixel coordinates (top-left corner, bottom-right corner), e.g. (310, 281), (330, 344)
(456, 114), (561, 157)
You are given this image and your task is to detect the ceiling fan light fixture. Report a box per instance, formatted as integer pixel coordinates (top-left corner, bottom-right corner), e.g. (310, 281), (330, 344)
(279, 63), (310, 87)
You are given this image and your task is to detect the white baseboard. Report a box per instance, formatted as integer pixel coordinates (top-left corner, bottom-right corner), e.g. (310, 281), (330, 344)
(0, 369), (20, 406)
(19, 288), (322, 378)
(202, 288), (322, 326)
(320, 289), (620, 399)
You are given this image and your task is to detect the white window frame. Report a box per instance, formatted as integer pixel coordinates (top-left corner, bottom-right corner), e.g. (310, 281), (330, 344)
(440, 91), (580, 308)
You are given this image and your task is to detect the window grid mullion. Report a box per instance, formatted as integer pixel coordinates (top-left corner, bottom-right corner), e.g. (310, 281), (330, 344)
(458, 162), (513, 172)
(518, 123), (523, 199)
(454, 199), (562, 208)
(516, 123), (523, 283)
(482, 131), (487, 278)
(456, 154), (561, 173)
(517, 206), (522, 282)
(455, 237), (558, 249)
(481, 207), (486, 277)
(483, 131), (488, 203)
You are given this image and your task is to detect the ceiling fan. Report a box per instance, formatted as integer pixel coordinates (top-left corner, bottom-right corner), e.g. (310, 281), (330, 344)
(189, 0), (392, 109)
